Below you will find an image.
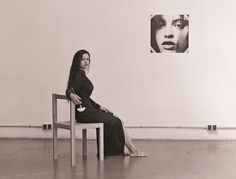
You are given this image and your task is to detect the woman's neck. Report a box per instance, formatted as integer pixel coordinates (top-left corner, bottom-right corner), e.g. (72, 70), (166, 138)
(79, 68), (86, 71)
(79, 68), (89, 74)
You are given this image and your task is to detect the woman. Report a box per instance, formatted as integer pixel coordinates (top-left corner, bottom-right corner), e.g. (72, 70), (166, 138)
(66, 49), (147, 157)
(151, 14), (189, 53)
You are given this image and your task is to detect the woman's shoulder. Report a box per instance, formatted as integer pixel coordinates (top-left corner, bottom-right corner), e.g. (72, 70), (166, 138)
(75, 69), (85, 75)
(74, 69), (86, 78)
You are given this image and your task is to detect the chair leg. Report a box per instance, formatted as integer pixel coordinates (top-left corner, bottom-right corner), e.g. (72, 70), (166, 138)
(53, 126), (58, 160)
(98, 125), (104, 161)
(82, 129), (87, 157)
(71, 126), (76, 166)
(96, 128), (100, 156)
(52, 94), (58, 160)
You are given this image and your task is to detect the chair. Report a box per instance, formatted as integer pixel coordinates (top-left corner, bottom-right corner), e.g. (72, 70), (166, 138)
(52, 93), (104, 166)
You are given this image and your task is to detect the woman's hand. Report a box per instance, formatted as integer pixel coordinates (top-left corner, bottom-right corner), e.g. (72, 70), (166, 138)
(100, 106), (119, 117)
(69, 93), (82, 105)
(100, 106), (112, 113)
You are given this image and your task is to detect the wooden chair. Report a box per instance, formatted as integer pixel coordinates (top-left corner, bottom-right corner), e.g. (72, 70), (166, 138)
(52, 94), (104, 166)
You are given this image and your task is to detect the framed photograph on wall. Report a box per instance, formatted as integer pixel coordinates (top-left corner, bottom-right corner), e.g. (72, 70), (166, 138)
(150, 14), (189, 53)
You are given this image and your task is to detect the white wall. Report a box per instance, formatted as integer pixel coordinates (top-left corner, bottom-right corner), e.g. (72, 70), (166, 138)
(1, 0), (236, 139)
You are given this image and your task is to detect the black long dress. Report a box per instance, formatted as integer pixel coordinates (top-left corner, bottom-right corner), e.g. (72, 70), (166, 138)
(66, 69), (125, 156)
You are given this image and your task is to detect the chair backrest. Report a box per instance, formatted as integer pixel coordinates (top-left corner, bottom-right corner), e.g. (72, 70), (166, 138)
(52, 94), (75, 129)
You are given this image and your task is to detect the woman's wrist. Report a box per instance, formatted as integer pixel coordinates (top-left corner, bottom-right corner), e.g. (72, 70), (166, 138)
(69, 93), (74, 98)
(69, 93), (77, 102)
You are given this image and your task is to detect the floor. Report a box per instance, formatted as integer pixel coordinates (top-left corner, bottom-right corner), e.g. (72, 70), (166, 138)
(0, 139), (236, 179)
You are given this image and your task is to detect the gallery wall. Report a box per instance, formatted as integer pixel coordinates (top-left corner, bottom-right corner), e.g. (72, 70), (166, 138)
(1, 0), (236, 139)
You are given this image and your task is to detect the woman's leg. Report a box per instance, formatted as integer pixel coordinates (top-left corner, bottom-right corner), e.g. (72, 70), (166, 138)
(123, 126), (137, 153)
(120, 120), (147, 156)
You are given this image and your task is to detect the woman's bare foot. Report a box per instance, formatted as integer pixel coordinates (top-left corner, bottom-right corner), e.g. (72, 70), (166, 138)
(130, 149), (148, 157)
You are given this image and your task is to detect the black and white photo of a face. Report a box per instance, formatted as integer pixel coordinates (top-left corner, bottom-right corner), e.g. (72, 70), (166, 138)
(151, 14), (189, 53)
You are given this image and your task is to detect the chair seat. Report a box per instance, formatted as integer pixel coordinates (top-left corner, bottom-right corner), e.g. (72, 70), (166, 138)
(54, 121), (103, 130)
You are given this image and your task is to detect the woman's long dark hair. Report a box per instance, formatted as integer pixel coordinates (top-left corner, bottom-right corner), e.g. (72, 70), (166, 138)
(67, 49), (90, 88)
(151, 15), (162, 53)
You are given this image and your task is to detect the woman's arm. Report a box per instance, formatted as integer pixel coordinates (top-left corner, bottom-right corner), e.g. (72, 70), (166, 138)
(89, 98), (110, 112)
(90, 98), (118, 116)
(68, 92), (82, 105)
(66, 70), (84, 104)
(89, 98), (101, 109)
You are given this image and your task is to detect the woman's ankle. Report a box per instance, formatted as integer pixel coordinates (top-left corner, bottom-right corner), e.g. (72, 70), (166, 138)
(130, 148), (138, 154)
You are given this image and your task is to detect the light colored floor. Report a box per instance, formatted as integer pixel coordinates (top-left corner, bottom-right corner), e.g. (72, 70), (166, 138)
(0, 139), (236, 179)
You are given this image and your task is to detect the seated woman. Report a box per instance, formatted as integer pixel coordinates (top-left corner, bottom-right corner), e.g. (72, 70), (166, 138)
(66, 49), (147, 157)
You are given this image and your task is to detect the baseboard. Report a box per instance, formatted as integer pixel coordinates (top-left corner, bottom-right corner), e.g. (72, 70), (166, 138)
(1, 127), (236, 140)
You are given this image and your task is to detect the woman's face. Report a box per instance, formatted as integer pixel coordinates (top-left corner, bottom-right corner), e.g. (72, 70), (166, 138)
(155, 15), (189, 53)
(80, 53), (90, 70)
